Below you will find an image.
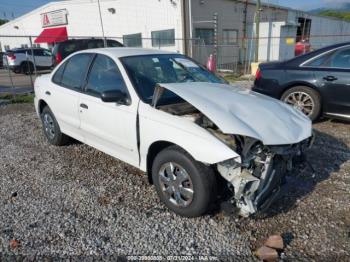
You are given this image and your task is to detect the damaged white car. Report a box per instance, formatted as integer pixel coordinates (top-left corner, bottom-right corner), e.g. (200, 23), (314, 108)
(34, 48), (314, 217)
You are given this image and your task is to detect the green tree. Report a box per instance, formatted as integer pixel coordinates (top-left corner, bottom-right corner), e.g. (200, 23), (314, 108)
(0, 19), (9, 26)
(318, 10), (350, 22)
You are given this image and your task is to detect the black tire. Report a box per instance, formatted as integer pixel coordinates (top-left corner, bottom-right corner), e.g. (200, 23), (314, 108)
(20, 62), (34, 75)
(13, 67), (21, 74)
(41, 106), (69, 146)
(281, 86), (321, 121)
(152, 145), (217, 217)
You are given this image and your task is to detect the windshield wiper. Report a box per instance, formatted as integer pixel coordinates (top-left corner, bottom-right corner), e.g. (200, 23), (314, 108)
(170, 58), (199, 82)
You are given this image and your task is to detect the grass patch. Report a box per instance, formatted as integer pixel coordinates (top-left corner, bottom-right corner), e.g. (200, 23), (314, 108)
(222, 74), (253, 83)
(223, 74), (242, 83)
(0, 93), (34, 104)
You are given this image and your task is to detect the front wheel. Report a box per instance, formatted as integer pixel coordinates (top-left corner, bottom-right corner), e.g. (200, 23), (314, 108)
(281, 86), (321, 121)
(152, 146), (217, 217)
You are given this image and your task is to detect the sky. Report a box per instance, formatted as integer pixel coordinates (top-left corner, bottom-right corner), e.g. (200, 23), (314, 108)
(0, 0), (348, 20)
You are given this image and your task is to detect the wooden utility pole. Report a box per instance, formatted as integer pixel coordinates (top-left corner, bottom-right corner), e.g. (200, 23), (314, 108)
(254, 0), (261, 62)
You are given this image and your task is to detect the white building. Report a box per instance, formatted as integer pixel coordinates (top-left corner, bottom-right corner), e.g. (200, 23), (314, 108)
(0, 0), (350, 66)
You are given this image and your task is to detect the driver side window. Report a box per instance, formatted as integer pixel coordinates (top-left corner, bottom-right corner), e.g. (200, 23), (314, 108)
(86, 54), (128, 97)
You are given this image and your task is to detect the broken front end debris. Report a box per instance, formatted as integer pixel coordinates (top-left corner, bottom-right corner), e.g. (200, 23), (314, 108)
(153, 83), (314, 217)
(217, 135), (314, 217)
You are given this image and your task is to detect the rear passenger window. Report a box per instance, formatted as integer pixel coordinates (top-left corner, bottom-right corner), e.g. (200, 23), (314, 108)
(303, 52), (333, 67)
(60, 53), (93, 90)
(52, 62), (66, 85)
(329, 48), (350, 68)
(85, 54), (128, 96)
(33, 49), (42, 56)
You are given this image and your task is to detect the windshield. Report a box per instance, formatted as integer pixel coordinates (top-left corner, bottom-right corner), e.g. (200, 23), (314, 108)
(121, 54), (226, 105)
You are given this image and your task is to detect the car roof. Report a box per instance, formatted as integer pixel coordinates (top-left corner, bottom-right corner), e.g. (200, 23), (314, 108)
(57, 38), (121, 44)
(75, 47), (176, 58)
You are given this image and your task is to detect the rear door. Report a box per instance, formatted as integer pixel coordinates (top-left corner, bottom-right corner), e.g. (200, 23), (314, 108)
(47, 53), (94, 141)
(33, 49), (52, 67)
(79, 54), (139, 166)
(314, 47), (350, 117)
(42, 49), (53, 67)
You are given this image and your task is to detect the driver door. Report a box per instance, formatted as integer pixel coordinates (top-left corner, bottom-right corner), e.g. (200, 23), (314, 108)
(79, 54), (139, 167)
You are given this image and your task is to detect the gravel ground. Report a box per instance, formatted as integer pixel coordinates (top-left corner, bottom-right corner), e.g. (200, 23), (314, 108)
(0, 104), (349, 261)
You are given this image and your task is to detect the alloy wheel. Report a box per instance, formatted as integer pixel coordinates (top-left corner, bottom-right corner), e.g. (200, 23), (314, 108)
(158, 162), (194, 207)
(43, 113), (56, 140)
(284, 91), (315, 116)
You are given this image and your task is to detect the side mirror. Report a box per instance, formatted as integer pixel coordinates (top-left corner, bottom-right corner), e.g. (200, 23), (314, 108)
(101, 90), (130, 105)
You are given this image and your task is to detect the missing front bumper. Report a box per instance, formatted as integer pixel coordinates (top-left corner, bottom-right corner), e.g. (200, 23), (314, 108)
(217, 136), (314, 217)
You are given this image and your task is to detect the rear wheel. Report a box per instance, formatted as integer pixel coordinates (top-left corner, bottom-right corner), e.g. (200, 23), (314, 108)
(41, 106), (69, 146)
(152, 146), (217, 217)
(281, 86), (321, 121)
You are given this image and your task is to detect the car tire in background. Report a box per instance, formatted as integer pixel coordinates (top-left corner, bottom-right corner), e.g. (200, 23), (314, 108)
(152, 145), (217, 217)
(281, 86), (321, 121)
(20, 62), (34, 75)
(41, 106), (70, 146)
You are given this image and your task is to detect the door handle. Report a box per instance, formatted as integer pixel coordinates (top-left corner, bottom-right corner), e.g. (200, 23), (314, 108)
(45, 91), (51, 96)
(323, 76), (338, 82)
(80, 103), (88, 109)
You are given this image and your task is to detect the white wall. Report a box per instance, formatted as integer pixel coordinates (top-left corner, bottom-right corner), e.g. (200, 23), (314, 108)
(246, 21), (296, 62)
(0, 0), (184, 52)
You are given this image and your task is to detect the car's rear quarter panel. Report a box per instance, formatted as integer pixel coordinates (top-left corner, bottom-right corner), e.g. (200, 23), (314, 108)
(254, 68), (286, 98)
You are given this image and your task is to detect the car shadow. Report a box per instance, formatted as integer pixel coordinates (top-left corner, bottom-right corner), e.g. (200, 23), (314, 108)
(256, 128), (349, 218)
(316, 116), (350, 125)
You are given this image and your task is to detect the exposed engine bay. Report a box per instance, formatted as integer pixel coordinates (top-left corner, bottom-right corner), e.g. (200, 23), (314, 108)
(158, 101), (314, 217)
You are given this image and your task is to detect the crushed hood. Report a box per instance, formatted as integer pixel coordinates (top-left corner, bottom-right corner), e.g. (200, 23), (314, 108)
(158, 82), (312, 145)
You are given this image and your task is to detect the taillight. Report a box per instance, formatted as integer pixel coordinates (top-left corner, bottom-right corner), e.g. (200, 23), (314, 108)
(255, 68), (262, 80)
(55, 52), (62, 64)
(7, 53), (16, 60)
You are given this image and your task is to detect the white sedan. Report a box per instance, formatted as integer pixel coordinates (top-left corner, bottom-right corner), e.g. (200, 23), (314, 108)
(34, 48), (313, 217)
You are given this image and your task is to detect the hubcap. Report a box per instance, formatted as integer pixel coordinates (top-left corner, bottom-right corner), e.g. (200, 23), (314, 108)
(42, 113), (55, 140)
(284, 92), (314, 116)
(158, 162), (194, 207)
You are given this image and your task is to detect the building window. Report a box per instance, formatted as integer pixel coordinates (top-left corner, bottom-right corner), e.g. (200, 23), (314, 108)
(223, 29), (238, 45)
(151, 29), (175, 47)
(4, 45), (10, 51)
(123, 33), (142, 47)
(195, 28), (214, 45)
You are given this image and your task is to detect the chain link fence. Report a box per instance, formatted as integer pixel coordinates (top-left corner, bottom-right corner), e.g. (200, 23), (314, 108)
(0, 33), (350, 94)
